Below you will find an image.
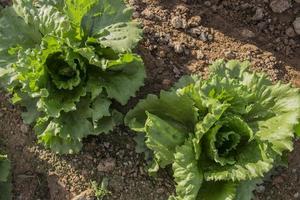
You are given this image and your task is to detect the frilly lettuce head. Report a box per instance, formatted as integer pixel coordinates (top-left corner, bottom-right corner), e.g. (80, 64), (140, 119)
(125, 60), (300, 200)
(0, 0), (145, 154)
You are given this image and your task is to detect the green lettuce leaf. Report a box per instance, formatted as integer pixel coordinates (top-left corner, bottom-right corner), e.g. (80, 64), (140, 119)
(80, 0), (141, 52)
(100, 54), (145, 105)
(144, 112), (188, 168)
(0, 6), (41, 69)
(171, 138), (202, 200)
(125, 90), (198, 132)
(64, 0), (97, 34)
(81, 0), (133, 36)
(13, 0), (72, 37)
(93, 22), (142, 52)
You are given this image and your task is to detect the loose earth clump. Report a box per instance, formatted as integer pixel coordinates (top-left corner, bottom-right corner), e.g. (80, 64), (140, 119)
(0, 0), (300, 199)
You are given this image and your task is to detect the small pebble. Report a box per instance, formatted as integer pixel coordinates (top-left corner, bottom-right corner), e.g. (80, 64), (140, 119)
(241, 29), (256, 38)
(199, 32), (208, 41)
(20, 124), (29, 133)
(207, 34), (214, 41)
(293, 17), (300, 35)
(270, 0), (291, 13)
(286, 27), (296, 37)
(204, 1), (212, 6)
(162, 79), (172, 87)
(157, 188), (165, 194)
(294, 192), (299, 198)
(252, 8), (264, 21)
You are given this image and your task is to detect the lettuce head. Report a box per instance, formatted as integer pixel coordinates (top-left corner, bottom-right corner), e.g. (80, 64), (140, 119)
(0, 0), (145, 154)
(125, 60), (300, 200)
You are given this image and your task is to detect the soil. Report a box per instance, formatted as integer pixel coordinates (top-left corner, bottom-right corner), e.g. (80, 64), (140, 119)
(0, 0), (300, 200)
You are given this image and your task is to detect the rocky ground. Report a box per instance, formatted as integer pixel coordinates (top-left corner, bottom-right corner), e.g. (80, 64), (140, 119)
(0, 0), (300, 199)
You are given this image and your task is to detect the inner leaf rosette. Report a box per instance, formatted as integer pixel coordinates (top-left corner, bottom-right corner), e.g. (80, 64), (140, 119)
(204, 115), (253, 167)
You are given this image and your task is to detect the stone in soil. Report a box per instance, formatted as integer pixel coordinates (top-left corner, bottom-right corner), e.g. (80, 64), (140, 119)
(241, 29), (256, 38)
(269, 0), (291, 13)
(286, 27), (297, 37)
(204, 1), (211, 7)
(293, 17), (300, 35)
(252, 8), (264, 21)
(20, 124), (29, 133)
